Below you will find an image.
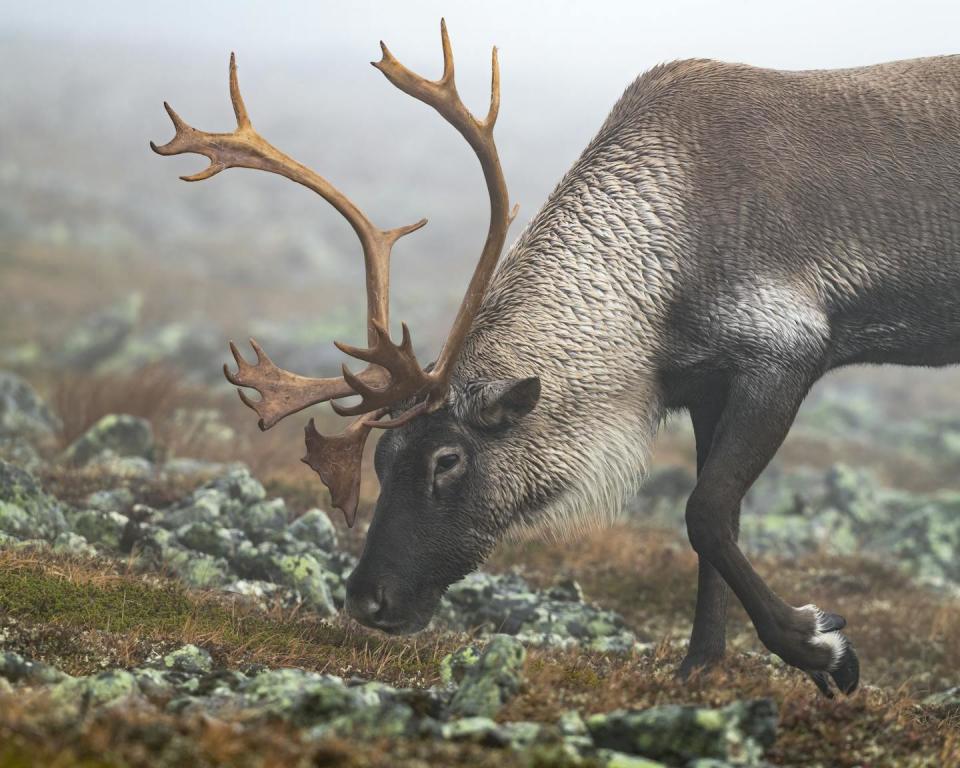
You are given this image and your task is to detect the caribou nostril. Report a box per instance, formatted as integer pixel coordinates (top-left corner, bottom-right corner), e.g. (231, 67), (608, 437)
(347, 584), (389, 626)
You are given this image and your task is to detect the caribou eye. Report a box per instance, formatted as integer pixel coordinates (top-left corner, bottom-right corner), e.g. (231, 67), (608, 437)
(435, 452), (460, 474)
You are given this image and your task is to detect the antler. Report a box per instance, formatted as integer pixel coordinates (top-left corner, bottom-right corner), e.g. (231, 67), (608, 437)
(369, 18), (519, 413)
(152, 21), (516, 527)
(151, 53), (426, 430)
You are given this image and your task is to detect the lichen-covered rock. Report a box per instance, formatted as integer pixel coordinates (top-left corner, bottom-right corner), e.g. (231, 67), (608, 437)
(163, 488), (229, 529)
(238, 669), (357, 726)
(66, 508), (129, 550)
(586, 699), (777, 766)
(47, 669), (141, 723)
(597, 752), (668, 767)
(52, 530), (97, 557)
(274, 553), (337, 615)
(0, 460), (67, 541)
(163, 645), (213, 674)
(162, 546), (231, 588)
(176, 521), (245, 559)
(440, 571), (640, 650)
(57, 293), (142, 370)
(236, 498), (288, 542)
(449, 635), (526, 718)
(62, 414), (155, 466)
(923, 686), (960, 713)
(0, 371), (61, 439)
(440, 644), (481, 686)
(439, 717), (508, 746)
(287, 508), (337, 552)
(84, 487), (136, 514)
(205, 466), (267, 509)
(0, 651), (70, 685)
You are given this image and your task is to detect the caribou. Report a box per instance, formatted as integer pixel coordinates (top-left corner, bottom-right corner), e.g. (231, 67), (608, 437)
(153, 21), (960, 697)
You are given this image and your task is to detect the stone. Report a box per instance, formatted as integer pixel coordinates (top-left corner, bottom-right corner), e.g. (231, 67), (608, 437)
(586, 699), (777, 766)
(287, 508), (338, 552)
(163, 488), (229, 529)
(205, 466), (266, 508)
(0, 460), (67, 541)
(0, 371), (61, 438)
(84, 487), (136, 514)
(62, 414), (155, 466)
(923, 686), (960, 712)
(163, 644), (213, 674)
(441, 571), (639, 650)
(176, 521), (245, 560)
(596, 751), (668, 767)
(162, 546), (231, 588)
(449, 634), (526, 718)
(66, 508), (129, 551)
(239, 669), (355, 726)
(440, 644), (481, 686)
(0, 651), (69, 684)
(237, 498), (288, 541)
(48, 669), (140, 723)
(58, 292), (142, 369)
(274, 553), (337, 615)
(440, 716), (507, 745)
(52, 531), (97, 557)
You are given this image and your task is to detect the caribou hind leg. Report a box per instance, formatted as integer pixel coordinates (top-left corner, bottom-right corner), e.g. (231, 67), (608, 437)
(678, 398), (741, 677)
(682, 367), (860, 696)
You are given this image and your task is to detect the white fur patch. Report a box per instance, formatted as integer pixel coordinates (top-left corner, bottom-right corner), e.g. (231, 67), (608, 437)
(799, 604), (848, 671)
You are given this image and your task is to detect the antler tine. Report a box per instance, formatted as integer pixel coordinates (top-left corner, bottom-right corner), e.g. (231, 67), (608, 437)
(153, 53), (428, 430)
(373, 18), (518, 411)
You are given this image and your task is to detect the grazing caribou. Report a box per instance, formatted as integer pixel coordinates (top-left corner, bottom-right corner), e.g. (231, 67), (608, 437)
(153, 20), (960, 697)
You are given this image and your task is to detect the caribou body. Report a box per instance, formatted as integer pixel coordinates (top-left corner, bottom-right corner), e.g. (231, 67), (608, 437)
(154, 25), (960, 697)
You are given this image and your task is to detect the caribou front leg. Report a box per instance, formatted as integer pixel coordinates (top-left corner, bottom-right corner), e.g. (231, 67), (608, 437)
(683, 370), (859, 696)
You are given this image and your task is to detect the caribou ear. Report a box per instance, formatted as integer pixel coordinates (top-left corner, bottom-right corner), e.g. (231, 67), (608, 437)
(464, 376), (541, 428)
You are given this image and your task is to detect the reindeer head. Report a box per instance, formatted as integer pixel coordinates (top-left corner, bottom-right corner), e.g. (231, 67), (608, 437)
(153, 21), (534, 632)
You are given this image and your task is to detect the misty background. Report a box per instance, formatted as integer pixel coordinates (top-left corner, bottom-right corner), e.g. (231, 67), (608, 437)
(2, 0), (958, 425)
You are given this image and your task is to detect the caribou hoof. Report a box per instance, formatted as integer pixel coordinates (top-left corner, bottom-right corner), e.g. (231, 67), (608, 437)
(802, 607), (860, 697)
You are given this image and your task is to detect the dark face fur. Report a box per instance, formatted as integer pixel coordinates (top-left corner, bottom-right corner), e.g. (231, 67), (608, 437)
(344, 376), (541, 634)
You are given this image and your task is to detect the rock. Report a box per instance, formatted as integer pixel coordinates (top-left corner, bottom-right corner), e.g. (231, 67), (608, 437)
(84, 487), (135, 514)
(48, 669), (141, 723)
(0, 460), (67, 541)
(596, 752), (668, 767)
(163, 488), (229, 529)
(440, 644), (481, 686)
(239, 669), (356, 726)
(163, 645), (213, 675)
(440, 716), (507, 745)
(923, 686), (960, 713)
(58, 292), (142, 369)
(162, 546), (231, 588)
(66, 508), (129, 551)
(586, 699), (777, 766)
(449, 635), (526, 718)
(62, 414), (155, 466)
(274, 553), (337, 615)
(176, 521), (245, 559)
(86, 454), (156, 480)
(223, 579), (287, 607)
(546, 577), (585, 603)
(287, 508), (337, 552)
(0, 651), (70, 684)
(0, 436), (43, 473)
(236, 498), (288, 542)
(441, 571), (639, 650)
(0, 371), (61, 439)
(205, 466), (266, 509)
(52, 531), (97, 557)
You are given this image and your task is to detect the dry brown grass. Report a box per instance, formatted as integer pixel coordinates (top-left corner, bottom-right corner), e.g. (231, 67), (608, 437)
(1, 530), (958, 765)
